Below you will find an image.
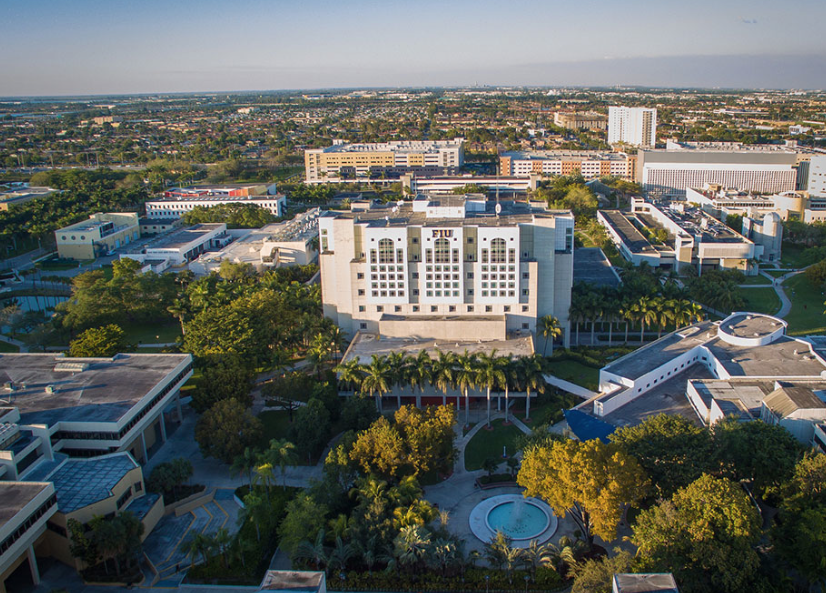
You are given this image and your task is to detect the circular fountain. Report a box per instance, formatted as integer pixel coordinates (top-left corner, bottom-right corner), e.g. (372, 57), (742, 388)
(469, 494), (557, 548)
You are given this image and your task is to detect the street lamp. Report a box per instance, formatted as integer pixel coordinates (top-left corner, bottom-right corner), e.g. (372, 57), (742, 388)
(524, 574), (530, 593)
(485, 574), (490, 593)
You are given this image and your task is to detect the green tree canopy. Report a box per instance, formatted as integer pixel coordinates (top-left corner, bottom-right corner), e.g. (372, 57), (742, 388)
(68, 324), (129, 357)
(195, 398), (263, 464)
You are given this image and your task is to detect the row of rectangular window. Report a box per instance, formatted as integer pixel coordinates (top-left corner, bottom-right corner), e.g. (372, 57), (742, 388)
(0, 495), (57, 557)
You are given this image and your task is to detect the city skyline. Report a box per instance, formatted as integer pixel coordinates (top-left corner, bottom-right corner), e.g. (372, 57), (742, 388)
(2, 0), (826, 96)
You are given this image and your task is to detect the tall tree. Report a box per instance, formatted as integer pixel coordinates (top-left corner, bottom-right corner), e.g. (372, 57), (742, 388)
(519, 439), (649, 547)
(195, 398), (263, 464)
(477, 349), (506, 428)
(538, 315), (563, 356)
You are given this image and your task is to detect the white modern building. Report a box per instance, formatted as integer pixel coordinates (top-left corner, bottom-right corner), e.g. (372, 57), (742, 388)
(638, 147), (800, 198)
(401, 174), (540, 195)
(189, 209), (319, 275)
(598, 199), (758, 273)
(591, 313), (826, 433)
(686, 184), (826, 224)
(318, 195), (575, 344)
(122, 223), (231, 270)
(305, 139), (464, 183)
(145, 184), (284, 219)
(607, 107), (657, 148)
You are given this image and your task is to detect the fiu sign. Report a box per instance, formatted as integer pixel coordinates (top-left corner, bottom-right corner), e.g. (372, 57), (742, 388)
(431, 229), (454, 239)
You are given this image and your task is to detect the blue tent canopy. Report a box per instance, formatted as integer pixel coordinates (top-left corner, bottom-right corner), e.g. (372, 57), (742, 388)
(564, 409), (616, 443)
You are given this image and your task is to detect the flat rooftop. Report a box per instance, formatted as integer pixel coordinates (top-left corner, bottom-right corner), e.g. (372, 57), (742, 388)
(259, 570), (325, 592)
(602, 316), (826, 383)
(600, 210), (657, 254)
(0, 482), (51, 527)
(47, 453), (138, 513)
(720, 313), (784, 339)
(573, 248), (621, 288)
(341, 331), (534, 365)
(501, 150), (626, 161)
(1, 353), (190, 426)
(319, 140), (462, 154)
(322, 198), (570, 228)
(145, 224), (224, 250)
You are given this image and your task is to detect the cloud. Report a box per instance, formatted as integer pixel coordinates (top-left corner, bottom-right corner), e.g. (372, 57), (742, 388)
(740, 17), (758, 24)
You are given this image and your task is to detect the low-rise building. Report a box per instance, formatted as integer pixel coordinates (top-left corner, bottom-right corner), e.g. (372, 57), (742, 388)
(598, 199), (757, 273)
(305, 139), (464, 183)
(0, 185), (57, 212)
(499, 150), (635, 180)
(139, 217), (184, 236)
(54, 213), (140, 260)
(401, 174), (541, 195)
(554, 111), (607, 131)
(686, 185), (826, 223)
(592, 313), (826, 428)
(145, 184), (284, 219)
(189, 209), (319, 275)
(122, 223), (230, 270)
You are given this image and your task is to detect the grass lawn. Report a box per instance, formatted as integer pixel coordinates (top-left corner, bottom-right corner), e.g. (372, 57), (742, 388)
(37, 258), (91, 271)
(737, 287), (781, 315)
(783, 274), (826, 336)
(464, 419), (525, 471)
(272, 166), (303, 181)
(762, 269), (788, 278)
(123, 322), (182, 344)
(739, 275), (771, 285)
(780, 242), (810, 269)
(0, 340), (20, 353)
(257, 409), (293, 444)
(543, 359), (601, 391)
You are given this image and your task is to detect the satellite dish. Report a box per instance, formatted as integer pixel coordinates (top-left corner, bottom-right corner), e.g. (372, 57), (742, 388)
(495, 203), (502, 215)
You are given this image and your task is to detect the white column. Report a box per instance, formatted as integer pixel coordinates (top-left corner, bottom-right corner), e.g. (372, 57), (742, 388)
(176, 393), (183, 422)
(140, 432), (148, 463)
(159, 414), (167, 443)
(27, 545), (40, 585)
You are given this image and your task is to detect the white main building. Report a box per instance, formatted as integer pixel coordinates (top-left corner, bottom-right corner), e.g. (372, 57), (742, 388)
(318, 195), (575, 345)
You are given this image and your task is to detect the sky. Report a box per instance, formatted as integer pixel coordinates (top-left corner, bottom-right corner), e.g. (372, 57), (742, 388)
(2, 0), (825, 96)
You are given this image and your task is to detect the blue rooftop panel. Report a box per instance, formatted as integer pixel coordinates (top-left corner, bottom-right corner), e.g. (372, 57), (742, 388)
(564, 409), (616, 443)
(49, 453), (138, 513)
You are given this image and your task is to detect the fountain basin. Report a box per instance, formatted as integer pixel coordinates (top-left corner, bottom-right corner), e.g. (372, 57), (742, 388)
(468, 494), (558, 548)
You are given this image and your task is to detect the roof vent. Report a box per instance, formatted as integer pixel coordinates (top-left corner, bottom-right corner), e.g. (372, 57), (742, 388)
(3, 381), (15, 391)
(45, 384), (56, 394)
(53, 362), (89, 373)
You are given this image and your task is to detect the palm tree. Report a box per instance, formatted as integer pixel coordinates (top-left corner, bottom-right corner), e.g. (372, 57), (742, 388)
(537, 315), (563, 356)
(335, 357), (364, 394)
(386, 351), (412, 410)
(431, 350), (456, 407)
(393, 525), (431, 571)
(589, 295), (604, 345)
(231, 446), (259, 488)
(167, 299), (189, 336)
(327, 536), (356, 573)
(632, 296), (658, 343)
(655, 297), (673, 338)
(361, 354), (392, 413)
(568, 298), (586, 346)
(253, 462), (276, 502)
(454, 350), (478, 426)
(477, 350), (506, 428)
(500, 355), (515, 423)
(183, 532), (212, 566)
(267, 438), (298, 487)
(294, 529), (328, 570)
(516, 354), (546, 422)
(619, 302), (635, 344)
(213, 527), (231, 569)
(408, 350), (432, 408)
(238, 492), (265, 541)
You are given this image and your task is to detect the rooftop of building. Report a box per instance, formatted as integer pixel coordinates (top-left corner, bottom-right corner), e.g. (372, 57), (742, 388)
(315, 139), (463, 154)
(599, 210), (659, 255)
(764, 384), (826, 416)
(148, 194), (283, 203)
(613, 573), (679, 593)
(500, 149), (629, 160)
(143, 223), (225, 250)
(47, 453), (138, 513)
(640, 148), (798, 165)
(0, 482), (51, 527)
(341, 331), (534, 366)
(320, 196), (571, 227)
(573, 248), (621, 288)
(601, 315), (826, 383)
(258, 570), (325, 592)
(0, 353), (190, 427)
(59, 213), (138, 233)
(719, 313), (785, 340)
(123, 492), (161, 522)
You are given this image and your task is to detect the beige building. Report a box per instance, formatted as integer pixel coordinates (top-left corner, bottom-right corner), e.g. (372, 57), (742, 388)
(554, 111), (607, 131)
(305, 139), (464, 183)
(499, 150), (636, 180)
(318, 195), (575, 345)
(55, 212), (140, 260)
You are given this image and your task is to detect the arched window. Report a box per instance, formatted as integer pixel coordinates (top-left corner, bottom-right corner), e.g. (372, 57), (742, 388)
(379, 238), (394, 264)
(491, 238), (507, 263)
(435, 238), (451, 263)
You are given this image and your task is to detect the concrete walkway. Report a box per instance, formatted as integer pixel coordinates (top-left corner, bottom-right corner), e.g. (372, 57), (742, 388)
(0, 333), (27, 352)
(544, 374), (598, 399)
(759, 267), (803, 319)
